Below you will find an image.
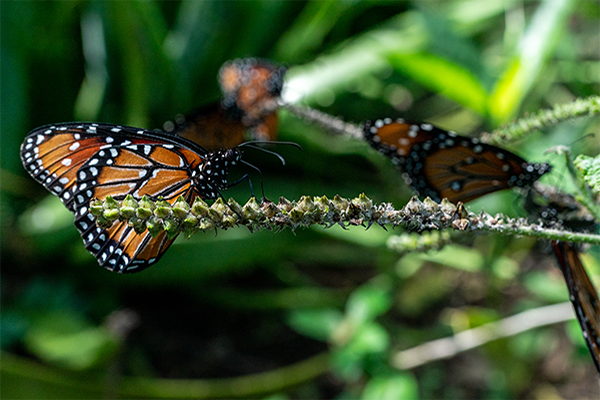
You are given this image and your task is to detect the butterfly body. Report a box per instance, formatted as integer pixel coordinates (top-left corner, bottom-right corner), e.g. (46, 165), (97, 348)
(21, 122), (241, 273)
(363, 118), (551, 203)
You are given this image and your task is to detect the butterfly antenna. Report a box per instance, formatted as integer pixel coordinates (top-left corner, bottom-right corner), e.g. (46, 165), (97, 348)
(239, 140), (302, 150)
(243, 144), (288, 165)
(238, 141), (302, 166)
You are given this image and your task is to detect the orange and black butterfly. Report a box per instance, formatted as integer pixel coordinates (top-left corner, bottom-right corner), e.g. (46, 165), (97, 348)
(552, 241), (600, 373)
(166, 58), (286, 150)
(363, 118), (552, 203)
(21, 122), (243, 273)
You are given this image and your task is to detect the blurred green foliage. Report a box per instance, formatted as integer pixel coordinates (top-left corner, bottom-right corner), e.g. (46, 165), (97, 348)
(1, 1), (599, 399)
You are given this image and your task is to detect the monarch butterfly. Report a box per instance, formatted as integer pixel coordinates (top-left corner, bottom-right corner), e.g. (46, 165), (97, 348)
(166, 58), (285, 150)
(363, 118), (552, 203)
(552, 241), (600, 373)
(21, 122), (243, 273)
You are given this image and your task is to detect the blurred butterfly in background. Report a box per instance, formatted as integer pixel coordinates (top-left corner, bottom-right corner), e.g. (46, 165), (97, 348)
(164, 58), (286, 150)
(363, 118), (552, 203)
(21, 123), (243, 273)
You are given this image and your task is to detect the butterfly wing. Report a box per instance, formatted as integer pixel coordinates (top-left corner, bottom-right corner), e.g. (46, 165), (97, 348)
(76, 212), (179, 273)
(363, 119), (434, 158)
(21, 122), (207, 273)
(167, 103), (248, 151)
(552, 241), (600, 372)
(421, 143), (541, 203)
(363, 119), (551, 203)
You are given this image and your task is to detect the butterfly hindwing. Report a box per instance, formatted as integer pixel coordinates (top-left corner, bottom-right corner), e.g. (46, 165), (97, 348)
(552, 241), (600, 373)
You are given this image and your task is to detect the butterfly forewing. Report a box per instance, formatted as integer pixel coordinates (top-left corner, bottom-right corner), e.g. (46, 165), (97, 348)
(171, 103), (248, 151)
(22, 129), (121, 211)
(21, 122), (213, 273)
(552, 241), (600, 373)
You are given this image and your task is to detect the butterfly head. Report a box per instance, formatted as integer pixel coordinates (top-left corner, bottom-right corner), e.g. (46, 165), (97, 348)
(194, 149), (243, 198)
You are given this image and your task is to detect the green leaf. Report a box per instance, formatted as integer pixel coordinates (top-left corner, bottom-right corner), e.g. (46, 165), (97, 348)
(524, 271), (568, 303)
(361, 374), (419, 400)
(389, 52), (487, 114)
(330, 322), (390, 381)
(104, 1), (172, 126)
(412, 244), (484, 272)
(283, 11), (428, 104)
(574, 154), (600, 194)
(274, 0), (355, 62)
(347, 322), (390, 355)
(0, 312), (29, 349)
(489, 0), (576, 123)
(73, 8), (108, 121)
(19, 196), (73, 235)
(346, 277), (392, 324)
(24, 311), (118, 370)
(287, 308), (344, 341)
